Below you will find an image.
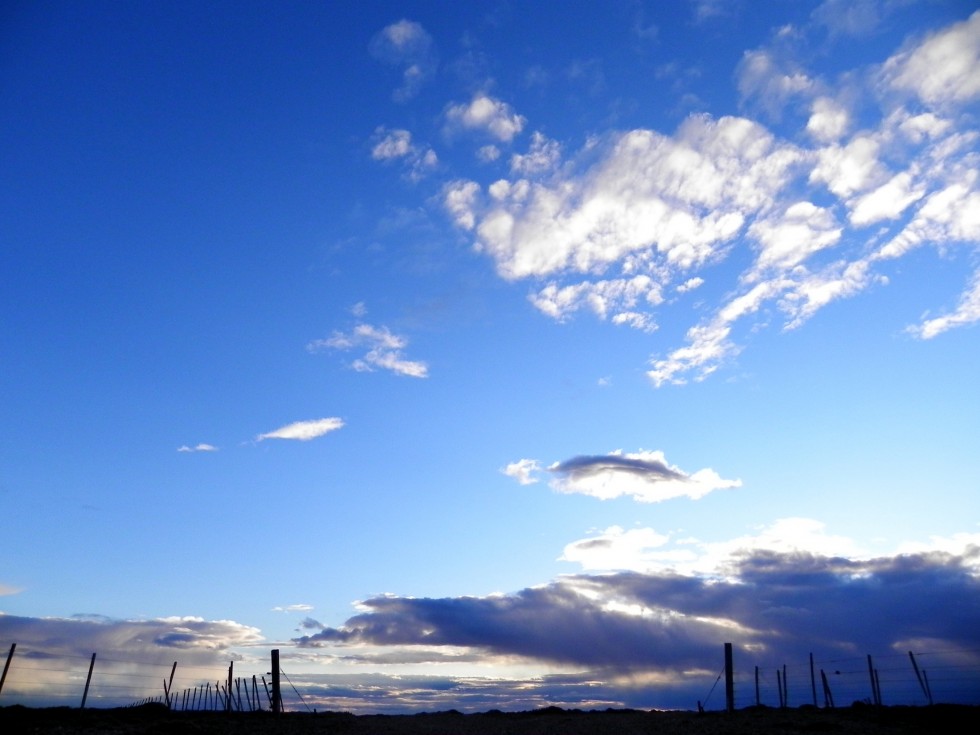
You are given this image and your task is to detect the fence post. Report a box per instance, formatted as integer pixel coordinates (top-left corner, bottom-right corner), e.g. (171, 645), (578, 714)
(271, 649), (282, 715)
(754, 665), (759, 707)
(777, 668), (784, 708)
(867, 655), (878, 705)
(724, 643), (734, 713)
(0, 643), (15, 696)
(782, 664), (788, 708)
(165, 662), (177, 709)
(80, 653), (96, 709)
(227, 662), (233, 712)
(810, 653), (817, 707)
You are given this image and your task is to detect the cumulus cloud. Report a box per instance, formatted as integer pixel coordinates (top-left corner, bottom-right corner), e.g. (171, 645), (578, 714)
(427, 12), (980, 385)
(445, 94), (526, 142)
(256, 417), (345, 442)
(501, 458), (541, 485)
(309, 323), (429, 378)
(881, 11), (980, 107)
(369, 19), (436, 102)
(177, 443), (218, 453)
(507, 449), (740, 503)
(370, 127), (438, 181)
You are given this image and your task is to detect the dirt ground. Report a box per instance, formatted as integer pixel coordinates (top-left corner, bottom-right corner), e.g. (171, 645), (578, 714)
(2, 703), (976, 734)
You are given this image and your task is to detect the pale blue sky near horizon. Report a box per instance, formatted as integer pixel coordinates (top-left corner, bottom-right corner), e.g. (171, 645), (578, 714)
(1, 0), (979, 712)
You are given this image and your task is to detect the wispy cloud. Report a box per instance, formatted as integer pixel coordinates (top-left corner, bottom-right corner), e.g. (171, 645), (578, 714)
(369, 19), (436, 102)
(177, 443), (218, 453)
(309, 323), (429, 378)
(273, 603), (314, 613)
(256, 417), (345, 442)
(506, 450), (741, 503)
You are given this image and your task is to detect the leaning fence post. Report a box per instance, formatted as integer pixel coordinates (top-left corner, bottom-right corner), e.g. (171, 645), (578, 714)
(0, 643), (15, 696)
(867, 655), (879, 705)
(80, 653), (97, 709)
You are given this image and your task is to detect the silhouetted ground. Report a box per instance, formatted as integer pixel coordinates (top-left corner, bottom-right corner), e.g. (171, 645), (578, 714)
(3, 702), (977, 734)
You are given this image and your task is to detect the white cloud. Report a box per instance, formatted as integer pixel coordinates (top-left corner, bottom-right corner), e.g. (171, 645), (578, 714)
(560, 526), (670, 571)
(309, 323), (429, 378)
(882, 11), (980, 107)
(748, 201), (842, 272)
(806, 96), (849, 142)
(510, 132), (561, 176)
(445, 94), (526, 142)
(371, 128), (414, 160)
(442, 179), (481, 230)
(529, 276), (662, 331)
(273, 603), (314, 613)
(501, 458), (541, 485)
(369, 19), (436, 102)
(177, 443), (218, 453)
(257, 417), (345, 442)
(471, 115), (800, 281)
(676, 277), (704, 294)
(809, 136), (884, 198)
(370, 127), (438, 180)
(907, 268), (980, 339)
(736, 49), (813, 118)
(848, 171), (925, 227)
(476, 145), (501, 163)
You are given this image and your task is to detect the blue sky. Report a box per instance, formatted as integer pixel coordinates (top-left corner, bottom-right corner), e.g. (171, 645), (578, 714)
(2, 0), (979, 713)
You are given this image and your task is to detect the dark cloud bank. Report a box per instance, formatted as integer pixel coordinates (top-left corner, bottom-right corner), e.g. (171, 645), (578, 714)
(2, 548), (977, 712)
(294, 548), (980, 710)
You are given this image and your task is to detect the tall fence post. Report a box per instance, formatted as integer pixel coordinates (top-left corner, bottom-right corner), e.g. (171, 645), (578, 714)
(810, 653), (817, 707)
(227, 661), (233, 712)
(271, 649), (282, 715)
(80, 653), (96, 709)
(724, 643), (734, 713)
(0, 643), (15, 696)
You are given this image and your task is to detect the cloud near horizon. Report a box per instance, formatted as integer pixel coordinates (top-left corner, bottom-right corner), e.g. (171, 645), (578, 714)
(293, 525), (980, 700)
(439, 11), (980, 386)
(504, 450), (741, 503)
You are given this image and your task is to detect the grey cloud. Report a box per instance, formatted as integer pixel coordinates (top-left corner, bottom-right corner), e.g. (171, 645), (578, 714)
(551, 454), (687, 483)
(296, 548), (980, 679)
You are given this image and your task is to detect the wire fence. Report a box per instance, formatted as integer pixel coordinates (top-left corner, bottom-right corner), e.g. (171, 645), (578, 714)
(0, 643), (297, 711)
(2, 641), (978, 712)
(703, 647), (980, 711)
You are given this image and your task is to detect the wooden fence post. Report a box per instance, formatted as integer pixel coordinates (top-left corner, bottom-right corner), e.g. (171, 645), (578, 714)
(754, 665), (759, 707)
(271, 649), (282, 715)
(80, 653), (96, 709)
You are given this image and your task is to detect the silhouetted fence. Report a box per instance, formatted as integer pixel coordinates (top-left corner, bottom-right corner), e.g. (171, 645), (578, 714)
(707, 644), (980, 711)
(2, 640), (979, 712)
(0, 643), (292, 711)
